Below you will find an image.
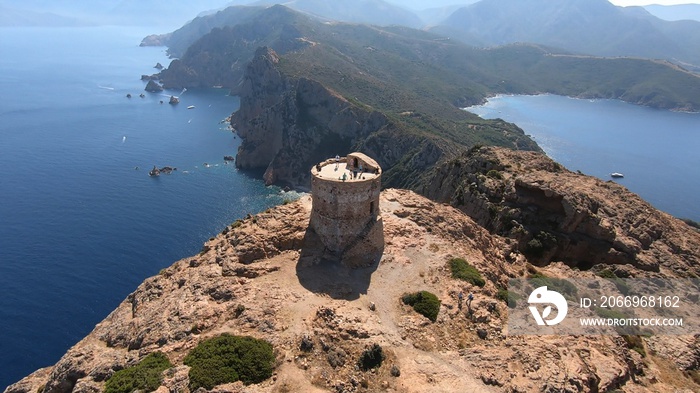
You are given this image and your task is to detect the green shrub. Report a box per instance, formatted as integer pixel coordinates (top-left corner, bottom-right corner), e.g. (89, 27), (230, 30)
(622, 335), (646, 358)
(358, 344), (385, 370)
(529, 274), (578, 300)
(105, 352), (172, 393)
(596, 269), (631, 295)
(402, 291), (441, 322)
(594, 307), (627, 320)
(525, 231), (557, 257)
(184, 334), (275, 390)
(234, 304), (246, 317)
(596, 269), (617, 279)
(681, 218), (700, 229)
(486, 169), (503, 179)
(449, 258), (485, 287)
(496, 288), (520, 308)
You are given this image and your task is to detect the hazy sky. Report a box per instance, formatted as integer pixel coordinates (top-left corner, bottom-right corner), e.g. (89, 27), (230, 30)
(610, 0), (700, 5)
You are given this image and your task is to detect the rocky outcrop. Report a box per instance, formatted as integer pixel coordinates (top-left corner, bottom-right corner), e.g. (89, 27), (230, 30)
(423, 146), (700, 276)
(144, 80), (163, 93)
(156, 6), (313, 90)
(139, 33), (171, 47)
(232, 47), (460, 190)
(232, 47), (390, 189)
(158, 59), (203, 89)
(6, 189), (699, 393)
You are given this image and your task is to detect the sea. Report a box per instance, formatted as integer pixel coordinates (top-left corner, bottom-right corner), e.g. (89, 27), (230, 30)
(467, 95), (700, 222)
(0, 26), (299, 389)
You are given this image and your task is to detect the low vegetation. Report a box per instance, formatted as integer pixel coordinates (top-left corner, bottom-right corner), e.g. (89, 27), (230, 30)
(594, 307), (628, 321)
(528, 271), (578, 299)
(486, 169), (503, 180)
(358, 344), (385, 371)
(622, 335), (646, 358)
(104, 352), (172, 393)
(496, 287), (520, 308)
(596, 268), (631, 295)
(681, 218), (700, 230)
(184, 334), (275, 390)
(402, 291), (441, 322)
(525, 231), (557, 258)
(449, 258), (486, 287)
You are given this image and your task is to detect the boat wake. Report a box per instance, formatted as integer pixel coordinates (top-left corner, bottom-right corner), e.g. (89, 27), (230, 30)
(98, 85), (115, 90)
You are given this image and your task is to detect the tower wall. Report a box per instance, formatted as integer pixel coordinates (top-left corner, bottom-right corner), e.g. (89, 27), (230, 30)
(309, 153), (382, 256)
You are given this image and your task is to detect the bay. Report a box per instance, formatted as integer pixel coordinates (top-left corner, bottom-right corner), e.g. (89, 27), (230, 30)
(467, 95), (700, 222)
(0, 26), (295, 389)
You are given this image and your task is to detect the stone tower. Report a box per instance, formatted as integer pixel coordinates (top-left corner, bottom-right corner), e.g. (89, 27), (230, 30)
(309, 152), (383, 267)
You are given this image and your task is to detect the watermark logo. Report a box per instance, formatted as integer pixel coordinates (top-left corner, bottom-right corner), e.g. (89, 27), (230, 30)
(508, 278), (698, 335)
(528, 286), (568, 326)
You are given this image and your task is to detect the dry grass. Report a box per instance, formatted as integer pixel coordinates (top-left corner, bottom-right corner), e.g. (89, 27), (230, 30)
(648, 355), (700, 391)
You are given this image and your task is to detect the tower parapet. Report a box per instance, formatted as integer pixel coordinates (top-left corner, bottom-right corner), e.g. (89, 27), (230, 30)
(309, 152), (383, 267)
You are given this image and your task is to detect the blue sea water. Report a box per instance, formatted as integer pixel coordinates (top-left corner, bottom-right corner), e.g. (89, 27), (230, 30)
(467, 95), (700, 222)
(0, 27), (296, 389)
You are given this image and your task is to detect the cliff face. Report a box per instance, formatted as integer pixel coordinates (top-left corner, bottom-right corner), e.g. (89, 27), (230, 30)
(423, 146), (700, 277)
(156, 6), (312, 90)
(6, 185), (700, 393)
(232, 47), (447, 190)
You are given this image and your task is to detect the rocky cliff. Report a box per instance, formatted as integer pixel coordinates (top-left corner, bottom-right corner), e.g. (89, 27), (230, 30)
(232, 46), (466, 191)
(6, 171), (700, 392)
(232, 47), (394, 189)
(422, 146), (700, 277)
(156, 6), (313, 90)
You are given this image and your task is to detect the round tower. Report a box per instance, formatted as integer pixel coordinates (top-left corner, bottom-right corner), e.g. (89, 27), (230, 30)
(309, 153), (382, 264)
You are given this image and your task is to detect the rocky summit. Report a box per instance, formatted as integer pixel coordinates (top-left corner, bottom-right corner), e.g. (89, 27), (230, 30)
(5, 149), (700, 392)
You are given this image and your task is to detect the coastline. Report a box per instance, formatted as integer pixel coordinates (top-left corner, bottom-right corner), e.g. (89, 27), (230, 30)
(0, 26), (292, 389)
(466, 94), (700, 222)
(467, 92), (700, 115)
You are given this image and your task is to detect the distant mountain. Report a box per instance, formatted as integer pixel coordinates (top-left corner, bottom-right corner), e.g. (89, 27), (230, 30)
(142, 6), (270, 58)
(247, 0), (423, 28)
(384, 0), (477, 11)
(644, 4), (700, 22)
(0, 0), (234, 27)
(416, 4), (464, 26)
(0, 5), (85, 26)
(104, 0), (238, 27)
(146, 0), (424, 57)
(433, 0), (700, 71)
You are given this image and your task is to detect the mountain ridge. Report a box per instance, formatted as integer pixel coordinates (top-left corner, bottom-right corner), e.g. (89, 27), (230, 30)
(434, 0), (700, 71)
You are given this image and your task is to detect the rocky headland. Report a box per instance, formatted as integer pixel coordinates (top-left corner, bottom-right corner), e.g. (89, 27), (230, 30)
(422, 146), (700, 277)
(230, 46), (534, 191)
(6, 149), (699, 393)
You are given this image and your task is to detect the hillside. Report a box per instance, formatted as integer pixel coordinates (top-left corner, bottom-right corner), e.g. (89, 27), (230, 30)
(249, 0), (423, 28)
(160, 5), (700, 191)
(422, 146), (700, 276)
(142, 0), (423, 58)
(0, 6), (84, 27)
(6, 150), (700, 393)
(644, 4), (700, 22)
(434, 0), (700, 72)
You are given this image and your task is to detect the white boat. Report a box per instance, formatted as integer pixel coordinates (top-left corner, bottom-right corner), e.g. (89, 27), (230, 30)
(187, 105), (195, 109)
(611, 172), (624, 178)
